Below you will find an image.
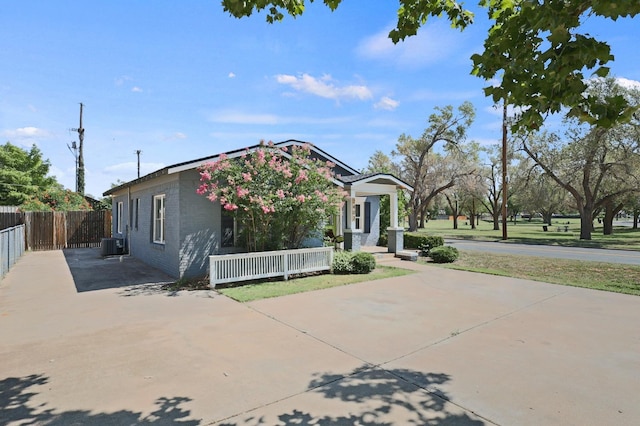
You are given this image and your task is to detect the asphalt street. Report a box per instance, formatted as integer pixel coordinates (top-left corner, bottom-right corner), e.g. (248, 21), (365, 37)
(446, 239), (640, 265)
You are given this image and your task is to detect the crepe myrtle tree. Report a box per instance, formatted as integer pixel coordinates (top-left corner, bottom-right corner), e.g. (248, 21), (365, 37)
(197, 141), (347, 252)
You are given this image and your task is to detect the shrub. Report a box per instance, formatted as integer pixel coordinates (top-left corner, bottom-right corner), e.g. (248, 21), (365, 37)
(429, 246), (459, 263)
(332, 251), (354, 274)
(377, 234), (388, 247)
(405, 233), (444, 253)
(351, 252), (376, 274)
(418, 235), (444, 256)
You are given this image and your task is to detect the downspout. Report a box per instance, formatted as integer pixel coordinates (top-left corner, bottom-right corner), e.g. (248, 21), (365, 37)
(126, 186), (132, 256)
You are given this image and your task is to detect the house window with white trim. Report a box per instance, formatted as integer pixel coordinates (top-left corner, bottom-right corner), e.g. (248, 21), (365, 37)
(116, 202), (123, 234)
(153, 194), (165, 244)
(354, 203), (362, 231)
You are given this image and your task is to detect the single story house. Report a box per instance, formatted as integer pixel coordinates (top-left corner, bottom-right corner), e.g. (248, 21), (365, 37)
(103, 140), (412, 279)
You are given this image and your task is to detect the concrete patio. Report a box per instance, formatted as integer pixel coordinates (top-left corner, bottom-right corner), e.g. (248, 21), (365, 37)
(1, 249), (639, 425)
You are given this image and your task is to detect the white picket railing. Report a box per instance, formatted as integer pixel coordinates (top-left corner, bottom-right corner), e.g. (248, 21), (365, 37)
(209, 247), (334, 288)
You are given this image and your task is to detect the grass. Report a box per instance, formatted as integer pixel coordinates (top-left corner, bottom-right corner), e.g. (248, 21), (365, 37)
(435, 250), (640, 296)
(218, 266), (415, 302)
(413, 217), (640, 251)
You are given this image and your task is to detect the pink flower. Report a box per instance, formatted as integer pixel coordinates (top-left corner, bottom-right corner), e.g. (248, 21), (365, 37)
(207, 193), (218, 202)
(196, 184), (208, 195)
(261, 205), (271, 214)
(200, 170), (211, 181)
(296, 194), (306, 203)
(223, 203), (238, 211)
(242, 172), (252, 182)
(236, 186), (250, 198)
(295, 170), (308, 184)
(276, 189), (285, 199)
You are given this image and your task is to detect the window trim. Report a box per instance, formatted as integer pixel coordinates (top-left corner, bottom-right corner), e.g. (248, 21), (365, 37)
(135, 198), (140, 231)
(153, 194), (166, 244)
(116, 202), (123, 234)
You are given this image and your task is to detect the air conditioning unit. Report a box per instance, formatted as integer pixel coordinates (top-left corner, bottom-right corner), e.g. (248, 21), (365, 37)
(101, 238), (125, 256)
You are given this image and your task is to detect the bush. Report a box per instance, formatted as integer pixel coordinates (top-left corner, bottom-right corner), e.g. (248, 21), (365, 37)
(332, 251), (354, 274)
(418, 235), (444, 256)
(377, 234), (388, 247)
(405, 233), (444, 253)
(429, 246), (459, 263)
(351, 252), (376, 274)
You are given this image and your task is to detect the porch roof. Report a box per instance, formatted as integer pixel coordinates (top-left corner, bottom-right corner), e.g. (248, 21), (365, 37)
(340, 172), (413, 195)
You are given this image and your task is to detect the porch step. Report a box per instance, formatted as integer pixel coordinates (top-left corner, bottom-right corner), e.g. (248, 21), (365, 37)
(395, 250), (419, 261)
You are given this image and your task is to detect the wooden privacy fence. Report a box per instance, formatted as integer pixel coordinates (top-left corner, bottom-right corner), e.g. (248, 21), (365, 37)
(1, 225), (25, 279)
(0, 210), (112, 251)
(209, 247), (334, 288)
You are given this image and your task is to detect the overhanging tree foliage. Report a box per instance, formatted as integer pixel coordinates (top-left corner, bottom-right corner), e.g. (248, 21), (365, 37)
(0, 142), (57, 206)
(221, 0), (640, 130)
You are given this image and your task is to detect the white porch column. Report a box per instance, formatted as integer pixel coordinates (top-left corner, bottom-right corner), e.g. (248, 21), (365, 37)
(390, 190), (399, 228)
(343, 187), (361, 251)
(387, 189), (404, 253)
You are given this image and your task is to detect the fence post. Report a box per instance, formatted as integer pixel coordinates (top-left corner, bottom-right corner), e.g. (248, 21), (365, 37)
(210, 258), (218, 289)
(283, 252), (289, 281)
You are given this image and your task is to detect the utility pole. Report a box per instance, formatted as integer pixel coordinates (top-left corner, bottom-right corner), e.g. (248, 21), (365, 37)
(71, 103), (85, 195)
(501, 101), (508, 241)
(67, 141), (78, 192)
(135, 150), (142, 178)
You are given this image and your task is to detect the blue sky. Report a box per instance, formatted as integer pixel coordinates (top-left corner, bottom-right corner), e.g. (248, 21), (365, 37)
(2, 1), (638, 198)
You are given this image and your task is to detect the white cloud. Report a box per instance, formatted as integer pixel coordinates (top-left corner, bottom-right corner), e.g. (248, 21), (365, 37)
(131, 86), (143, 93)
(208, 110), (352, 125)
(228, 72), (236, 78)
(162, 132), (187, 140)
(104, 161), (165, 173)
(275, 73), (373, 101)
(357, 21), (464, 68)
(115, 75), (132, 86)
(1, 126), (50, 144)
(374, 96), (399, 111)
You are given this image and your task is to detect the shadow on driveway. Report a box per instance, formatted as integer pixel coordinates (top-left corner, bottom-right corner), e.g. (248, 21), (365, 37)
(63, 248), (175, 293)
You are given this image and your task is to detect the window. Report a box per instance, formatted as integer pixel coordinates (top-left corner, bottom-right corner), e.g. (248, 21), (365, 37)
(352, 198), (371, 233)
(153, 195), (165, 243)
(221, 214), (235, 247)
(116, 202), (123, 234)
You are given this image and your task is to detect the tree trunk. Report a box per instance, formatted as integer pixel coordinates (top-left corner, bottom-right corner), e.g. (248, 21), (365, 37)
(634, 209), (639, 229)
(542, 212), (552, 226)
(470, 200), (476, 229)
(602, 202), (623, 235)
(579, 208), (593, 240)
(492, 212), (500, 230)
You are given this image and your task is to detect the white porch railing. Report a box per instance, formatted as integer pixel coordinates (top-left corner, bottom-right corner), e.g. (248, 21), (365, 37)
(209, 247), (334, 288)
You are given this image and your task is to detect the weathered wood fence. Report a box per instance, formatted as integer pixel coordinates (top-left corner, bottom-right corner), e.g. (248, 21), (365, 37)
(209, 247), (334, 288)
(0, 210), (112, 251)
(0, 225), (25, 279)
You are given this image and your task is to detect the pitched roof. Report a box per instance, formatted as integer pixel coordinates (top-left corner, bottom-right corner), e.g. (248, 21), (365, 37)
(104, 140), (360, 196)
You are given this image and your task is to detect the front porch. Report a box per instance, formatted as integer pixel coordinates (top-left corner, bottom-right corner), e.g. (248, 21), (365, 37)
(336, 173), (413, 254)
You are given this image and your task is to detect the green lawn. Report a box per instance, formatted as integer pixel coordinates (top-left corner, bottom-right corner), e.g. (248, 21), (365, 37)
(218, 266), (415, 302)
(435, 250), (640, 296)
(413, 217), (640, 251)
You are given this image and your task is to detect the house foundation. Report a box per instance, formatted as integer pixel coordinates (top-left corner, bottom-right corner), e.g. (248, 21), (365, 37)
(343, 229), (362, 252)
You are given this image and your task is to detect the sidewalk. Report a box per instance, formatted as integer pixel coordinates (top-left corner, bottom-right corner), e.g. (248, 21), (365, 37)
(2, 249), (639, 425)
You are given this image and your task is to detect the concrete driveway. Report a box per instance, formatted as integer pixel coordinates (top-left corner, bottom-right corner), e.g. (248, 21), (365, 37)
(1, 250), (639, 425)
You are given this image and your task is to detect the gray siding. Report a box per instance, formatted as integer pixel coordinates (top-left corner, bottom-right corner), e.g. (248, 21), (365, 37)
(360, 196), (380, 247)
(177, 169), (220, 278)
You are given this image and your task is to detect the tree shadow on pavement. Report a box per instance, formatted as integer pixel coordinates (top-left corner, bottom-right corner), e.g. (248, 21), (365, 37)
(219, 366), (486, 425)
(0, 373), (200, 425)
(62, 248), (174, 293)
